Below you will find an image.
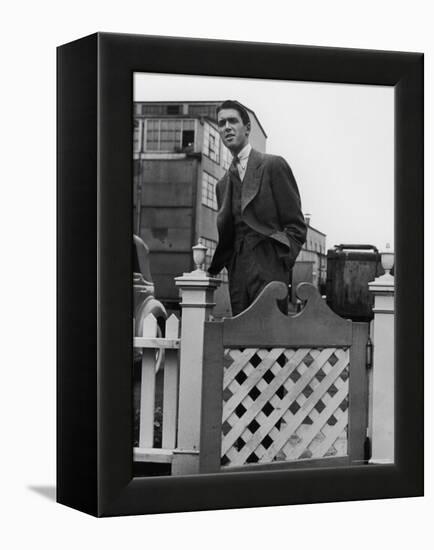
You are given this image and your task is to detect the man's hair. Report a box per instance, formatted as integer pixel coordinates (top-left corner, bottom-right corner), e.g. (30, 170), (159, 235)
(216, 100), (251, 125)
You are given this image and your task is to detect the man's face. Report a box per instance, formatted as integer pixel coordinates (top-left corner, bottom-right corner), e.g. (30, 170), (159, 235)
(217, 108), (251, 155)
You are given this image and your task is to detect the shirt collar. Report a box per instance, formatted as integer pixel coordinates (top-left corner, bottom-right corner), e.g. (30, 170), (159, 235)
(235, 143), (251, 164)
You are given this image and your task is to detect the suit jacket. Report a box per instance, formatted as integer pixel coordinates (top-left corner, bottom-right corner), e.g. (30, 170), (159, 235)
(209, 148), (307, 275)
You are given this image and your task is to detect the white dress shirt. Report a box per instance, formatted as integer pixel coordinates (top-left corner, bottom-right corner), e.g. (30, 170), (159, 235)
(233, 143), (252, 182)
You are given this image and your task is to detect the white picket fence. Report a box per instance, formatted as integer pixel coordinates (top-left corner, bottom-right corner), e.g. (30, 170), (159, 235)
(133, 313), (181, 464)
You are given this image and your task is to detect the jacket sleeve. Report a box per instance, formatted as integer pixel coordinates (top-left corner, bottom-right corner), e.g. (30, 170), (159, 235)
(269, 156), (307, 268)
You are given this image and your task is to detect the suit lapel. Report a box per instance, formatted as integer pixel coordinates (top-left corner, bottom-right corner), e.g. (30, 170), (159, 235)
(241, 149), (264, 213)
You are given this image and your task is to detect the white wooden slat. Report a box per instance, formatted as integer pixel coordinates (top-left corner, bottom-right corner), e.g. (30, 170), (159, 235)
(283, 381), (348, 461)
(302, 416), (347, 460)
(142, 313), (158, 336)
(223, 385), (285, 462)
(133, 337), (180, 349)
(162, 314), (180, 449)
(263, 355), (349, 462)
(310, 412), (348, 458)
(221, 349), (309, 455)
(139, 314), (158, 448)
(261, 351), (349, 462)
(222, 348), (288, 422)
(224, 446), (240, 464)
(253, 442), (267, 461)
(280, 348), (338, 410)
(225, 354), (258, 401)
(332, 429), (348, 456)
(296, 377), (347, 458)
(231, 349), (345, 465)
(221, 348), (331, 456)
(133, 447), (174, 463)
(223, 348), (261, 386)
(222, 359), (301, 456)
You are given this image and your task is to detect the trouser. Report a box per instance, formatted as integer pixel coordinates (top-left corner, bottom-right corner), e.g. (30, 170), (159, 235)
(228, 238), (290, 316)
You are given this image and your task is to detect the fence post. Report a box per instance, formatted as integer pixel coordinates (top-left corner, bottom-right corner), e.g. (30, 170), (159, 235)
(162, 314), (181, 449)
(139, 314), (158, 448)
(368, 249), (395, 464)
(172, 244), (221, 475)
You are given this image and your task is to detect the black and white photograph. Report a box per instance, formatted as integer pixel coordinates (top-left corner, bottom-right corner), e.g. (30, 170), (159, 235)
(132, 73), (395, 477)
(5, 0), (430, 544)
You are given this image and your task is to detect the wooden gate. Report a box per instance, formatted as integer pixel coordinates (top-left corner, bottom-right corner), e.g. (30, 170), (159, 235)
(199, 281), (369, 473)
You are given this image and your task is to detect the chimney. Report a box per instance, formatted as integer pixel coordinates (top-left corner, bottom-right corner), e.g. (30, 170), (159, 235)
(304, 213), (311, 226)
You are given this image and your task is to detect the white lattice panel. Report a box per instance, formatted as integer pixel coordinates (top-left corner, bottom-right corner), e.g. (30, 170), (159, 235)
(221, 347), (350, 467)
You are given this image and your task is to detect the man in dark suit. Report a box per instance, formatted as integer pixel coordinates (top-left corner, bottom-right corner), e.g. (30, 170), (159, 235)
(208, 100), (307, 316)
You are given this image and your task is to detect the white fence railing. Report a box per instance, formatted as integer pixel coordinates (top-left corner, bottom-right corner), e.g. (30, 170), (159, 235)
(133, 266), (220, 473)
(133, 313), (180, 463)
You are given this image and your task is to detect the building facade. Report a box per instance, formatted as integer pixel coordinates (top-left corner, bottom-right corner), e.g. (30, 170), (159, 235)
(133, 101), (267, 316)
(292, 214), (327, 300)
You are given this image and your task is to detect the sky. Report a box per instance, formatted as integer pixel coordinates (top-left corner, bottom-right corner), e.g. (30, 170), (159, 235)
(134, 73), (394, 252)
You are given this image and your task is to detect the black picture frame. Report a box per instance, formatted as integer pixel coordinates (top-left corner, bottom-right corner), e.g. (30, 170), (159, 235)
(57, 32), (423, 517)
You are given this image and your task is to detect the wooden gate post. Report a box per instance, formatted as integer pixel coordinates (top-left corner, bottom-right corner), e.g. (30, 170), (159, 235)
(172, 244), (220, 475)
(368, 251), (395, 464)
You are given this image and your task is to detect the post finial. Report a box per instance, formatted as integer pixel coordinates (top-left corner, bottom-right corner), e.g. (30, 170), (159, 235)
(192, 242), (208, 272)
(381, 243), (394, 276)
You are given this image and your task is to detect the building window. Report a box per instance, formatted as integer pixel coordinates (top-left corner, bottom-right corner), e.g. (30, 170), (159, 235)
(141, 104), (167, 116)
(167, 105), (181, 115)
(203, 122), (220, 163)
(201, 171), (218, 211)
(221, 145), (231, 170)
(145, 119), (160, 151)
(199, 237), (228, 282)
(182, 130), (195, 148)
(145, 119), (196, 152)
(209, 133), (217, 159)
(188, 104), (217, 118)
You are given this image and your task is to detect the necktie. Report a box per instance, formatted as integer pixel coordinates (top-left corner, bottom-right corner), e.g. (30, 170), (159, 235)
(229, 156), (240, 178)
